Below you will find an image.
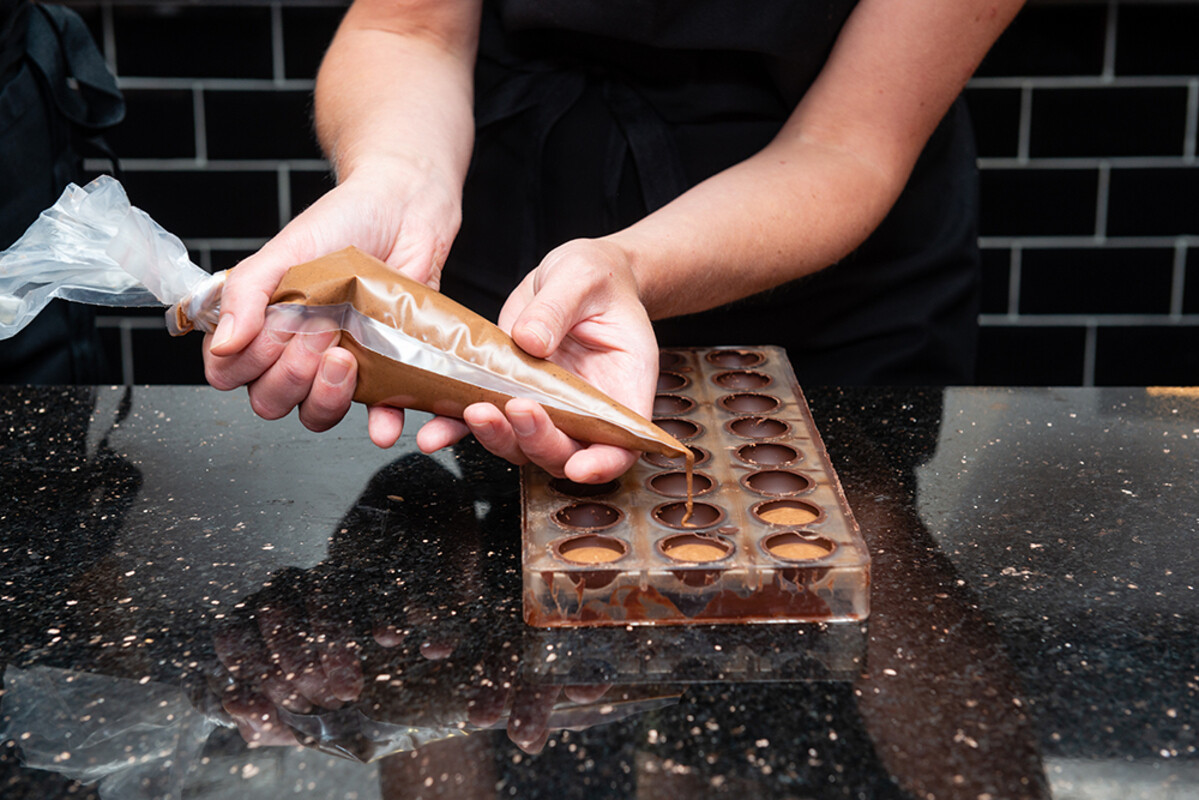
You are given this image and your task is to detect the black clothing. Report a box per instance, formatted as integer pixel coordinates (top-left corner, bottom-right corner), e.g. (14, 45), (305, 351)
(0, 1), (124, 384)
(440, 0), (980, 385)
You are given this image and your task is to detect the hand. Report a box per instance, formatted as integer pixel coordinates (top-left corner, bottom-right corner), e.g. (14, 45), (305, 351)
(202, 159), (460, 439)
(415, 238), (660, 484)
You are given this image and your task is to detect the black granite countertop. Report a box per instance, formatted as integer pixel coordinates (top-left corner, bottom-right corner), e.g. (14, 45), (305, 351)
(0, 385), (1195, 799)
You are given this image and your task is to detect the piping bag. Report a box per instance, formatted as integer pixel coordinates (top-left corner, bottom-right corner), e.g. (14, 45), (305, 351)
(0, 177), (692, 472)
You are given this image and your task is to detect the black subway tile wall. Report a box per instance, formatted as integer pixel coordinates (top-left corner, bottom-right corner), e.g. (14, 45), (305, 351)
(63, 1), (1197, 387)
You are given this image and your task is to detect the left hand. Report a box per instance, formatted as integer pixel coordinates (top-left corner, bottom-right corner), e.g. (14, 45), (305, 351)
(413, 238), (660, 484)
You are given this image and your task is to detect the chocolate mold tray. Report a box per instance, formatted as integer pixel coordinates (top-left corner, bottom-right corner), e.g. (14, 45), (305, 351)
(521, 621), (867, 684)
(521, 346), (870, 627)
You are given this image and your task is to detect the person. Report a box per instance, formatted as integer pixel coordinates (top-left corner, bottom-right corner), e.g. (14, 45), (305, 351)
(202, 0), (1024, 483)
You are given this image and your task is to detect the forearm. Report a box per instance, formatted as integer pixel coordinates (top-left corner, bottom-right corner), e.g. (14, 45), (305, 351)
(314, 0), (481, 192)
(607, 0), (1024, 321)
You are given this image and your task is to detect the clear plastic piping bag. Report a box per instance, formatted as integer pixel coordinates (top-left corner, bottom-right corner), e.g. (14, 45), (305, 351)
(0, 176), (222, 338)
(0, 177), (690, 460)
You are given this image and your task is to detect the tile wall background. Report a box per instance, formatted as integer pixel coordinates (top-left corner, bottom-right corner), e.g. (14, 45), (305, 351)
(52, 0), (1199, 386)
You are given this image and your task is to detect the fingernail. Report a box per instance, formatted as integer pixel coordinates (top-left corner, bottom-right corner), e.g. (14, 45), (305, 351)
(320, 354), (351, 385)
(211, 314), (235, 350)
(521, 320), (552, 354)
(510, 409), (536, 437)
(303, 328), (338, 354)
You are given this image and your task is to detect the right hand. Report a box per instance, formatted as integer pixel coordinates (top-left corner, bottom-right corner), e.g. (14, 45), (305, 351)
(202, 158), (461, 438)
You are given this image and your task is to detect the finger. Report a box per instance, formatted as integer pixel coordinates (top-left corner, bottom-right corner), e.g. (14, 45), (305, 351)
(504, 263), (594, 359)
(202, 326), (290, 392)
(419, 638), (456, 661)
(297, 348), (357, 433)
(367, 405), (406, 448)
(414, 415), (471, 454)
(504, 398), (581, 476)
(256, 604), (344, 710)
(307, 597), (364, 704)
(508, 683), (559, 750)
(458, 403), (528, 465)
(562, 683), (612, 704)
(244, 327), (338, 421)
(226, 695), (301, 748)
(210, 245), (300, 357)
(464, 683), (509, 729)
(372, 623), (407, 648)
(563, 444), (639, 485)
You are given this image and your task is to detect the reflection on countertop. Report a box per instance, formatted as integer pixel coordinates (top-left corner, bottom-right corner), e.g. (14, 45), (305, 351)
(0, 385), (1195, 799)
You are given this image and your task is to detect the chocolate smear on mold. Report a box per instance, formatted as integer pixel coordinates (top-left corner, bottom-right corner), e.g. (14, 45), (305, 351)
(187, 248), (696, 508)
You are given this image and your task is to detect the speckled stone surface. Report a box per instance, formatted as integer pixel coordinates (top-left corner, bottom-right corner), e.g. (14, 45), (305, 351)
(0, 385), (1195, 799)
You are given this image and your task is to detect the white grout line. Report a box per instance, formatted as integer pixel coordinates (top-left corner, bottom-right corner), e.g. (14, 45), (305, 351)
(978, 156), (1196, 169)
(120, 320), (134, 386)
(83, 157), (331, 171)
(970, 75), (1196, 90)
(981, 235), (1199, 249)
(1102, 0), (1118, 83)
(1018, 82), (1032, 163)
(101, 1), (117, 74)
(979, 313), (1199, 327)
(277, 165), (292, 228)
(1171, 239), (1188, 318)
(1082, 323), (1098, 386)
(1094, 161), (1110, 241)
(1185, 80), (1198, 162)
(192, 83), (207, 164)
(116, 77), (315, 91)
(271, 2), (287, 85)
(1008, 245), (1022, 317)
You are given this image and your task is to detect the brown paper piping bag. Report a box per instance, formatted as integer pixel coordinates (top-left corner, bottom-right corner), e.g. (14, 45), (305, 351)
(262, 247), (690, 464)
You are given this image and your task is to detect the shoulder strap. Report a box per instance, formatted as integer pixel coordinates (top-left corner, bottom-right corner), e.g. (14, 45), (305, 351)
(25, 3), (123, 130)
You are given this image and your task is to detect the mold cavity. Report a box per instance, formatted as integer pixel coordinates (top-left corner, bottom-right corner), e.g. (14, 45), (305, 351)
(713, 370), (771, 390)
(659, 351), (686, 371)
(654, 417), (701, 440)
(555, 534), (628, 565)
(736, 442), (800, 466)
(659, 533), (733, 563)
(549, 477), (622, 498)
(653, 501), (723, 529)
(644, 445), (709, 470)
(754, 499), (822, 526)
(657, 371), (688, 392)
(649, 471), (713, 497)
(764, 531), (835, 562)
(743, 470), (813, 496)
(720, 393), (780, 414)
(705, 350), (765, 368)
(554, 502), (622, 530)
(653, 394), (696, 416)
(729, 416), (790, 439)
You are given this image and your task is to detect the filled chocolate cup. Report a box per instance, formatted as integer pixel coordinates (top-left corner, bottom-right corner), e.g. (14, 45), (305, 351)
(752, 498), (823, 527)
(762, 531), (835, 562)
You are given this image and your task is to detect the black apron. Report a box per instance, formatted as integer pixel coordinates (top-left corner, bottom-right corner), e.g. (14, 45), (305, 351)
(440, 0), (980, 385)
(0, 1), (124, 384)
